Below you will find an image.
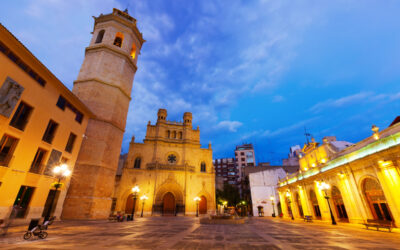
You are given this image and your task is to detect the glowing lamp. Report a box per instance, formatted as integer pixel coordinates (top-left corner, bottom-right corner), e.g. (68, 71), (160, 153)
(140, 195), (148, 201)
(321, 158), (327, 164)
(194, 196), (201, 202)
(132, 185), (140, 193)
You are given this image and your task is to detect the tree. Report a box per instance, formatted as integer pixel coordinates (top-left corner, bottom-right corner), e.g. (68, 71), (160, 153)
(216, 184), (241, 207)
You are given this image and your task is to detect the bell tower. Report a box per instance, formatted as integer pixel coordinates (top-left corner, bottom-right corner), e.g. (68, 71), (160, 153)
(62, 8), (145, 219)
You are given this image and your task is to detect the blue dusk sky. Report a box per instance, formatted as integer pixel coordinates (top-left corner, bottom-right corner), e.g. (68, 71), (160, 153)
(1, 1), (400, 164)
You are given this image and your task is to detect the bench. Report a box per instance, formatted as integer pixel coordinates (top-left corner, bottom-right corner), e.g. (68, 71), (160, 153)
(304, 215), (313, 222)
(363, 219), (393, 232)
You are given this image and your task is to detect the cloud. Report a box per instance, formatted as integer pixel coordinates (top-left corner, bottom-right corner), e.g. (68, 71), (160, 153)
(215, 121), (243, 132)
(272, 95), (285, 103)
(309, 92), (372, 113)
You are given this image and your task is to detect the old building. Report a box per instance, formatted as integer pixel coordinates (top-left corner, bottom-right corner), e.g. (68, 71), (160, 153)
(278, 126), (400, 227)
(282, 145), (301, 173)
(114, 109), (216, 216)
(62, 8), (145, 219)
(0, 24), (93, 223)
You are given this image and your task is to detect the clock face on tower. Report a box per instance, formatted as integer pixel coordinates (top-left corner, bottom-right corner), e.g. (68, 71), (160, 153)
(167, 154), (177, 164)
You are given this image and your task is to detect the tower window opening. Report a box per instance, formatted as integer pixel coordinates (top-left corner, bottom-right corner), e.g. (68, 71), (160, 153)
(113, 32), (124, 47)
(201, 162), (206, 172)
(95, 30), (105, 44)
(130, 43), (136, 59)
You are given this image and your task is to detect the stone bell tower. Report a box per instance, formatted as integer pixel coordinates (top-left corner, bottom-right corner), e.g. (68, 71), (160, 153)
(62, 8), (145, 219)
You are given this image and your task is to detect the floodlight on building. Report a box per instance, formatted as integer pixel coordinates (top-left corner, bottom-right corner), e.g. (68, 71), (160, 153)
(372, 125), (380, 140)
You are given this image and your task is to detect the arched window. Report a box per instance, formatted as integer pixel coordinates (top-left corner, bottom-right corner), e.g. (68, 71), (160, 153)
(172, 131), (176, 138)
(363, 178), (393, 221)
(113, 32), (124, 47)
(178, 132), (182, 139)
(133, 157), (141, 169)
(167, 130), (170, 138)
(201, 162), (206, 172)
(95, 30), (105, 44)
(130, 43), (136, 59)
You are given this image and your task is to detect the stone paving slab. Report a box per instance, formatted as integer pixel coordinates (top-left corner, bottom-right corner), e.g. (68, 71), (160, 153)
(0, 217), (399, 249)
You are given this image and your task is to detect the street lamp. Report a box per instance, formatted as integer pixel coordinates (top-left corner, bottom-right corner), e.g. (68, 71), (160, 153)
(318, 181), (336, 225)
(194, 196), (201, 217)
(140, 195), (148, 217)
(45, 163), (71, 221)
(286, 191), (294, 220)
(270, 196), (276, 217)
(131, 185), (140, 221)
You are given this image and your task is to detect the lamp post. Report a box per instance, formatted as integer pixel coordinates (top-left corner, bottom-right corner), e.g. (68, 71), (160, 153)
(318, 182), (336, 225)
(131, 185), (140, 221)
(286, 191), (294, 220)
(140, 195), (148, 217)
(45, 163), (71, 221)
(270, 196), (276, 217)
(194, 197), (201, 217)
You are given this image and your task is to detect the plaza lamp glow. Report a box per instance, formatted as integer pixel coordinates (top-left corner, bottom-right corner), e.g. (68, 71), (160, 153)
(318, 182), (337, 225)
(285, 191), (294, 220)
(140, 195), (148, 217)
(194, 196), (201, 217)
(45, 163), (71, 220)
(270, 196), (276, 217)
(321, 158), (327, 164)
(130, 185), (140, 221)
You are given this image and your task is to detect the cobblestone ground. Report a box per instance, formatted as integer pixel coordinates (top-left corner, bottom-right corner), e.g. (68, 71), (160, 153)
(0, 217), (399, 249)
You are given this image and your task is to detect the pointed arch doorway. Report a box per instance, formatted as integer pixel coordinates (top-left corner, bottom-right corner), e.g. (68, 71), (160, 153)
(163, 192), (175, 216)
(199, 196), (207, 214)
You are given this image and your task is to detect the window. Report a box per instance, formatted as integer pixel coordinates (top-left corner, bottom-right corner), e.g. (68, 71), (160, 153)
(167, 154), (177, 164)
(113, 32), (124, 47)
(178, 132), (182, 139)
(134, 157), (141, 169)
(0, 134), (18, 166)
(172, 131), (176, 138)
(95, 29), (105, 44)
(29, 148), (47, 174)
(240, 152), (244, 156)
(201, 162), (206, 172)
(42, 120), (58, 144)
(167, 130), (170, 138)
(9, 102), (33, 131)
(65, 133), (77, 153)
(130, 43), (136, 59)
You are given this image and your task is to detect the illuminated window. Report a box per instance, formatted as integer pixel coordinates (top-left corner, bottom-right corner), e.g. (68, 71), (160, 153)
(113, 32), (124, 47)
(130, 43), (136, 59)
(95, 30), (105, 44)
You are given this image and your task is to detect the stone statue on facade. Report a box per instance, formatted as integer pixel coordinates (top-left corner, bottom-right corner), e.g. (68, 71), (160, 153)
(0, 77), (24, 118)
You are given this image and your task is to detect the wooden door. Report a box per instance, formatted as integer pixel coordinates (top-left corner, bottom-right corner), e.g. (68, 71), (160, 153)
(163, 192), (175, 215)
(199, 196), (207, 214)
(363, 178), (393, 221)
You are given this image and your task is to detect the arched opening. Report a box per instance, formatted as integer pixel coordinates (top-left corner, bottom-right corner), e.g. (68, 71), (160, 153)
(200, 162), (206, 172)
(178, 132), (182, 139)
(95, 29), (105, 44)
(163, 192), (175, 216)
(363, 178), (393, 221)
(285, 196), (293, 218)
(125, 194), (137, 214)
(133, 157), (141, 169)
(167, 130), (170, 138)
(295, 192), (303, 217)
(113, 32), (124, 47)
(199, 196), (207, 214)
(277, 201), (282, 216)
(310, 190), (321, 219)
(172, 131), (176, 138)
(331, 186), (348, 222)
(130, 43), (136, 59)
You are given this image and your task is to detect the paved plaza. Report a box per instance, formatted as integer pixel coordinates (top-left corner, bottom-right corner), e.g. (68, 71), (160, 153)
(0, 217), (399, 249)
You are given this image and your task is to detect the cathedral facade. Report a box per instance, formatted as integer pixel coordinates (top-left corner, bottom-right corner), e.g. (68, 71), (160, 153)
(114, 109), (216, 216)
